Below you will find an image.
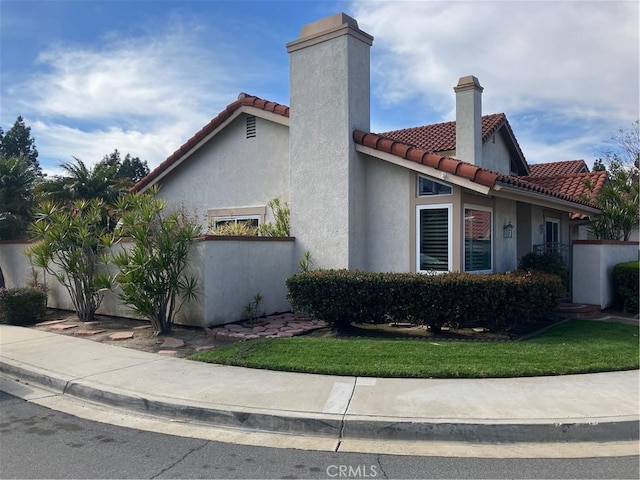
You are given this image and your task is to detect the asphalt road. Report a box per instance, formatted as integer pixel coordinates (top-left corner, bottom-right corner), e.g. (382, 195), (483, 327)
(0, 391), (638, 479)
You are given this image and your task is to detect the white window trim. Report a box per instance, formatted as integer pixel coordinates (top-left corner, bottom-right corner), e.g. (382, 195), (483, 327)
(212, 215), (260, 228)
(544, 217), (561, 244)
(207, 206), (266, 232)
(417, 174), (453, 197)
(416, 203), (453, 274)
(463, 204), (493, 274)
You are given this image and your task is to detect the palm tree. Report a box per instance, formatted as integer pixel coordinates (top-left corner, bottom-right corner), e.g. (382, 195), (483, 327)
(38, 157), (128, 205)
(0, 156), (37, 239)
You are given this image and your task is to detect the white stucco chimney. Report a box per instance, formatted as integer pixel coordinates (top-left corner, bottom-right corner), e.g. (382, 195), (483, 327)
(454, 75), (483, 166)
(287, 13), (373, 270)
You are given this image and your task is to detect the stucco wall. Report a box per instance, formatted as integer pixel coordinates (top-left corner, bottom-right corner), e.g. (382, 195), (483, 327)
(157, 114), (290, 231)
(572, 241), (639, 308)
(516, 202), (533, 260)
(0, 242), (33, 289)
(364, 155), (411, 272)
(199, 237), (296, 326)
(289, 28), (370, 271)
(481, 130), (512, 175)
(0, 238), (296, 327)
(493, 197), (518, 272)
(0, 241), (140, 319)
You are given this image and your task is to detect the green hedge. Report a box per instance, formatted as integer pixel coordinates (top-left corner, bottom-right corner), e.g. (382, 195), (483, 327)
(518, 251), (568, 287)
(0, 287), (47, 326)
(286, 269), (564, 332)
(612, 261), (639, 313)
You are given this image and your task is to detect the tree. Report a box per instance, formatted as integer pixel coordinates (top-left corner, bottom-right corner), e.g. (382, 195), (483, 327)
(0, 116), (41, 175)
(588, 120), (639, 241)
(0, 156), (37, 239)
(36, 157), (127, 206)
(100, 149), (150, 184)
(112, 187), (201, 335)
(27, 199), (114, 322)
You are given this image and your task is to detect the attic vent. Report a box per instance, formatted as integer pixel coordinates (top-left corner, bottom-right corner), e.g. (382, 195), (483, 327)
(246, 115), (257, 138)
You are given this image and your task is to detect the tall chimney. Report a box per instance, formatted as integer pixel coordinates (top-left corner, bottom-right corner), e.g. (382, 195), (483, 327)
(287, 13), (373, 270)
(454, 75), (483, 166)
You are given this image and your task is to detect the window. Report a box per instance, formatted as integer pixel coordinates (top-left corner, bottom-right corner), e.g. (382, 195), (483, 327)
(545, 218), (559, 244)
(416, 204), (452, 272)
(206, 206), (266, 234)
(211, 215), (259, 231)
(544, 218), (560, 253)
(417, 175), (452, 196)
(464, 206), (493, 273)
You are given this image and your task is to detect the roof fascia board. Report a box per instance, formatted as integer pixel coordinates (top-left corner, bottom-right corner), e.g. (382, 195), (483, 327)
(356, 144), (491, 195)
(493, 183), (601, 216)
(242, 106), (290, 126)
(138, 108), (245, 192)
(497, 124), (528, 174)
(139, 104), (291, 193)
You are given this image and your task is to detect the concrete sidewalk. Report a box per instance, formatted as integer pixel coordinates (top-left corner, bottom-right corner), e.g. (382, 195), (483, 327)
(0, 324), (638, 445)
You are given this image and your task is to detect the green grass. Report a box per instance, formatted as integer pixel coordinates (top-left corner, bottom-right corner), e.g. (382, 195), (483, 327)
(189, 320), (640, 378)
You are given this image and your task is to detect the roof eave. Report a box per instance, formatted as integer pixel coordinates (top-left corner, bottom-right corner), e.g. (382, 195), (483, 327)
(134, 106), (290, 193)
(355, 144), (491, 194)
(493, 182), (602, 216)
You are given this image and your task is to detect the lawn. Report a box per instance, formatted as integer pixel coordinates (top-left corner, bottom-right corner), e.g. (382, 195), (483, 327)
(189, 320), (640, 378)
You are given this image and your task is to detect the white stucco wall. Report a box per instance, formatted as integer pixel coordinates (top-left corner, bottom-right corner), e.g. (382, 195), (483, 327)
(572, 241), (639, 308)
(0, 241), (140, 319)
(199, 237), (296, 326)
(0, 242), (32, 289)
(493, 197), (518, 272)
(157, 114), (290, 231)
(481, 130), (512, 175)
(0, 238), (296, 327)
(364, 155), (411, 272)
(289, 23), (371, 271)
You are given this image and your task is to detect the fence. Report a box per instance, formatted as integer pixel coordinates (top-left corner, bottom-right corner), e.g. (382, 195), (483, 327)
(0, 236), (297, 327)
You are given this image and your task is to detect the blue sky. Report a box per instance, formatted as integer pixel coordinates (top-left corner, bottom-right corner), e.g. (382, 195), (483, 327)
(1, 0), (638, 176)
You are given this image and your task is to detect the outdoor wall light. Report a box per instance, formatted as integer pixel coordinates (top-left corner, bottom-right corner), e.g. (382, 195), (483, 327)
(503, 220), (515, 239)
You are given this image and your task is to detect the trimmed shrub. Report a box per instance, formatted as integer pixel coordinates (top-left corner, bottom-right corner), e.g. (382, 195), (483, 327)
(286, 269), (564, 332)
(0, 287), (47, 325)
(518, 251), (568, 287)
(612, 261), (639, 313)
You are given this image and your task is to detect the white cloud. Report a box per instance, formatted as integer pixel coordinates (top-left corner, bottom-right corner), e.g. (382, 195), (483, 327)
(351, 0), (639, 127)
(5, 17), (267, 173)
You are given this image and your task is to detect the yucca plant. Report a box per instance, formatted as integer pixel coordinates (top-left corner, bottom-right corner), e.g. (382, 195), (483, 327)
(112, 187), (201, 335)
(27, 199), (114, 322)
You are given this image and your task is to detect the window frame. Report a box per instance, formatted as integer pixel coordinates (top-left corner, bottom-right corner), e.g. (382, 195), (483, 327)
(417, 175), (453, 197)
(545, 217), (560, 244)
(416, 203), (453, 274)
(207, 206), (266, 233)
(463, 204), (493, 274)
(211, 215), (260, 230)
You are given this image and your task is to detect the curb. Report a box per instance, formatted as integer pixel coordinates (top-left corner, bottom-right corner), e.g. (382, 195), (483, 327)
(2, 359), (638, 444)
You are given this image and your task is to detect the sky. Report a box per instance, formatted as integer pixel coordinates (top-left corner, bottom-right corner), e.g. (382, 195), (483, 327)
(1, 0), (638, 177)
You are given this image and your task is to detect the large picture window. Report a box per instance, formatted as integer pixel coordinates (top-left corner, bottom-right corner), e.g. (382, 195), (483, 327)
(417, 204), (452, 273)
(464, 206), (493, 273)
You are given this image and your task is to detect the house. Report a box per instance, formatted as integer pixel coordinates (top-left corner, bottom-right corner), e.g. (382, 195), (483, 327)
(134, 12), (602, 282)
(4, 12), (636, 325)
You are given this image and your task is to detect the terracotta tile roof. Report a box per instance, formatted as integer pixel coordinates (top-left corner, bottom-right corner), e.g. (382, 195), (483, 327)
(353, 130), (600, 210)
(133, 93), (290, 192)
(379, 113), (507, 153)
(527, 160), (589, 177)
(523, 171), (608, 204)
